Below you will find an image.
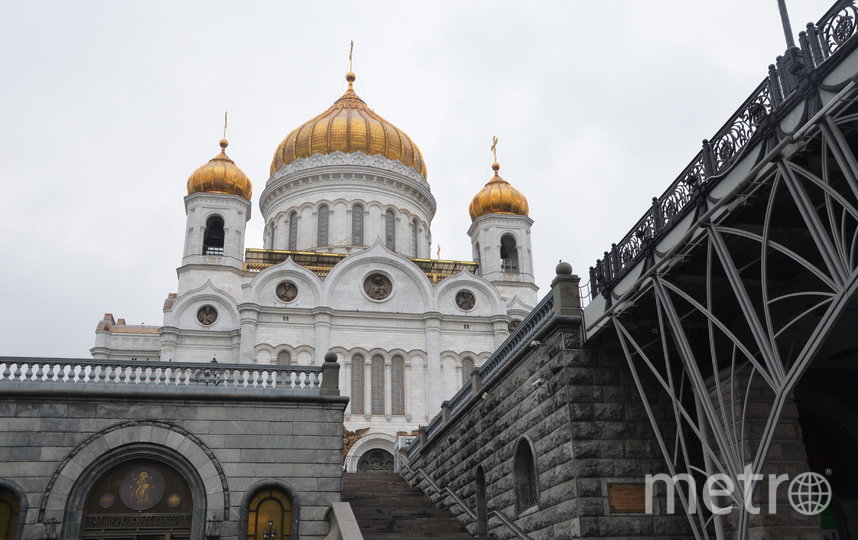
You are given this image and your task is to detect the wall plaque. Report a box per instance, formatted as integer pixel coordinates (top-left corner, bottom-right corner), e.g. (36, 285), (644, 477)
(607, 483), (646, 513)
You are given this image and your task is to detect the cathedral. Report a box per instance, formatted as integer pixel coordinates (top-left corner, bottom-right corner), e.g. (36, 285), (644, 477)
(90, 69), (538, 471)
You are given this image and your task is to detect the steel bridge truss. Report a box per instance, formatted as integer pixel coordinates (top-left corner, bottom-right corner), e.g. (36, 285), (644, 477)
(609, 83), (858, 539)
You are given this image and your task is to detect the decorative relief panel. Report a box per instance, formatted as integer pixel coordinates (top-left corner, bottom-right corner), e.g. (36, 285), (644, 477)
(364, 273), (393, 301)
(455, 290), (476, 311)
(275, 281), (298, 303)
(196, 305), (218, 326)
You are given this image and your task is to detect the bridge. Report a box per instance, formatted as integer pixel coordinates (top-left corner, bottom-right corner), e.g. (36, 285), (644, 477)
(582, 1), (858, 538)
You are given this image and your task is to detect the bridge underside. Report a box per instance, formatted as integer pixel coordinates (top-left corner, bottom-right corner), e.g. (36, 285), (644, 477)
(600, 64), (858, 539)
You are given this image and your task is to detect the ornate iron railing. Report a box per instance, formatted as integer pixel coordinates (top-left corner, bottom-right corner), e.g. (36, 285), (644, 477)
(590, 0), (857, 298)
(0, 357), (323, 390)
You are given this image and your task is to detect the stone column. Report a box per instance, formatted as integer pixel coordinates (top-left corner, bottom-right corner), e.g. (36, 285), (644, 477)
(384, 359), (392, 419)
(424, 315), (443, 415)
(364, 358), (372, 419)
(238, 304), (259, 363)
(404, 361), (412, 420)
(159, 330), (178, 363)
(343, 359), (352, 416)
(313, 310), (332, 365)
(492, 319), (509, 348)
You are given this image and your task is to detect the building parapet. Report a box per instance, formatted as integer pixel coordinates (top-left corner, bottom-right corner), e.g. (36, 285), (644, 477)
(0, 356), (342, 398)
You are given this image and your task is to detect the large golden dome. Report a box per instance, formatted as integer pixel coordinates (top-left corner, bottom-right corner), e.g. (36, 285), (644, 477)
(270, 72), (427, 178)
(187, 139), (252, 200)
(468, 162), (529, 221)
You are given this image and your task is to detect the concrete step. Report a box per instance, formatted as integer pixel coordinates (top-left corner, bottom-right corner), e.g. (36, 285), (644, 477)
(342, 472), (475, 539)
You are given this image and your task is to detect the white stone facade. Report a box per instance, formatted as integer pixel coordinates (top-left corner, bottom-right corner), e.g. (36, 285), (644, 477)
(93, 145), (538, 463)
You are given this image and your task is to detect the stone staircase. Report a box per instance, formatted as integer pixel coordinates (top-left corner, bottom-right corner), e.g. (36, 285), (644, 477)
(341, 472), (476, 539)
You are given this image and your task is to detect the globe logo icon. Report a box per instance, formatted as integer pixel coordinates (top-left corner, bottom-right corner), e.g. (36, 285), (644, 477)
(788, 472), (832, 516)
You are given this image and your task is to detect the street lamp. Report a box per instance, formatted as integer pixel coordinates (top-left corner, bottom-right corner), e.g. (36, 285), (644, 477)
(262, 517), (277, 540)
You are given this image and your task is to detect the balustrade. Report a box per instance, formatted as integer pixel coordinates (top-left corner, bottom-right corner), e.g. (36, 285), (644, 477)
(0, 358), (324, 391)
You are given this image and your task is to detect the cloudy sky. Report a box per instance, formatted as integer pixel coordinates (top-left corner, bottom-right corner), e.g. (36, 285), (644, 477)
(0, 1), (826, 358)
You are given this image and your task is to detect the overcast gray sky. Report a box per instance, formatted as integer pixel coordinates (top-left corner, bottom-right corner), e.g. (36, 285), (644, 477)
(0, 1), (826, 358)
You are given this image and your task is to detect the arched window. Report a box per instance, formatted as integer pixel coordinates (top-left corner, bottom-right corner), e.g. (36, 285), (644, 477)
(288, 212), (298, 251)
(513, 438), (539, 513)
(371, 355), (385, 414)
(475, 466), (488, 536)
(317, 205), (329, 247)
(385, 210), (396, 250)
(0, 488), (20, 540)
(352, 204), (364, 246)
(277, 351), (291, 366)
(462, 358), (475, 386)
(473, 242), (481, 265)
(500, 234), (519, 273)
(392, 356), (405, 415)
(203, 215), (225, 255)
(247, 487), (293, 540)
(81, 460), (193, 539)
(351, 355), (364, 414)
(411, 219), (419, 257)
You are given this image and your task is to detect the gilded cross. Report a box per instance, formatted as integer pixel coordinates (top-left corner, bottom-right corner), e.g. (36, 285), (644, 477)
(491, 135), (498, 163)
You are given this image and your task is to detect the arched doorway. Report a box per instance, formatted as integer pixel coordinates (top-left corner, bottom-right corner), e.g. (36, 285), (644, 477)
(0, 486), (21, 540)
(80, 459), (193, 540)
(357, 449), (394, 472)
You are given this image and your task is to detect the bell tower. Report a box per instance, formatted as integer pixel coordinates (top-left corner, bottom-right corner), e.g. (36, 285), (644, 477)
(467, 145), (537, 309)
(182, 136), (252, 270)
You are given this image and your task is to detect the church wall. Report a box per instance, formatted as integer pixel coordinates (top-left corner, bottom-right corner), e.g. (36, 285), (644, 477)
(0, 386), (347, 540)
(262, 176), (433, 255)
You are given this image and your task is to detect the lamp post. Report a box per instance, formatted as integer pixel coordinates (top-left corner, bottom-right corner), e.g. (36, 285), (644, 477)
(262, 517), (277, 540)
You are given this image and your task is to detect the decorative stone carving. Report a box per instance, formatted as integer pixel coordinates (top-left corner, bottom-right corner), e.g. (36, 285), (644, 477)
(455, 290), (476, 311)
(364, 273), (392, 300)
(357, 448), (395, 471)
(275, 280), (298, 303)
(196, 306), (218, 326)
(508, 319), (522, 332)
(119, 466), (165, 511)
(342, 427), (370, 458)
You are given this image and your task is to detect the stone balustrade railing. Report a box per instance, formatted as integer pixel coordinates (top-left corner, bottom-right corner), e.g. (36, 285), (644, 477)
(0, 357), (328, 392)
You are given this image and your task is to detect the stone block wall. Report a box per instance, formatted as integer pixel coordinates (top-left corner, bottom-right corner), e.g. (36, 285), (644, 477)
(402, 318), (690, 539)
(0, 386), (347, 540)
(708, 375), (822, 540)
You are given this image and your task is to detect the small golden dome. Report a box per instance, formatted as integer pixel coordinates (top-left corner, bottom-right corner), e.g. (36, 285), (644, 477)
(468, 162), (529, 221)
(187, 138), (252, 200)
(270, 72), (427, 178)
